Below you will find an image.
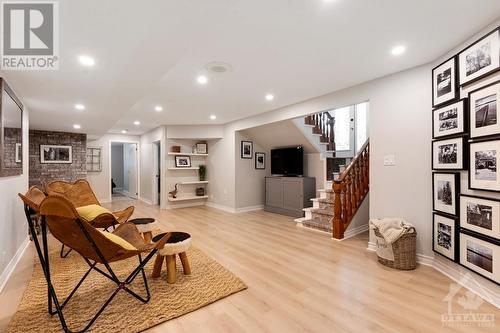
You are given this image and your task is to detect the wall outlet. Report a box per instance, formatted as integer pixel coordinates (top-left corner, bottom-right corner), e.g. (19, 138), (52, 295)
(383, 155), (396, 166)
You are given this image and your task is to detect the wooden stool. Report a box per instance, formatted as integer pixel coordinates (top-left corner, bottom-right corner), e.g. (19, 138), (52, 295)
(129, 218), (158, 243)
(151, 232), (192, 284)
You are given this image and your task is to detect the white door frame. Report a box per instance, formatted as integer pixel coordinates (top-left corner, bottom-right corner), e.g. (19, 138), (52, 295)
(152, 140), (161, 205)
(109, 140), (140, 202)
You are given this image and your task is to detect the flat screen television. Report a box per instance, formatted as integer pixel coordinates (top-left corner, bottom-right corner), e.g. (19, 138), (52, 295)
(271, 146), (304, 176)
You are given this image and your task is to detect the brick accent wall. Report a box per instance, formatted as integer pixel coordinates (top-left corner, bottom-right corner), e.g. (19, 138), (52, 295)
(29, 130), (87, 186)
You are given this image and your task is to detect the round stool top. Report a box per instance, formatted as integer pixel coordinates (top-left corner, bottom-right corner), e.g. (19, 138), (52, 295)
(154, 232), (192, 256)
(130, 218), (155, 225)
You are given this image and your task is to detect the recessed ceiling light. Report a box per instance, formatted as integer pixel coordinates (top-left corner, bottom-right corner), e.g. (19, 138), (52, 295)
(210, 115), (217, 120)
(74, 104), (85, 110)
(73, 124), (81, 129)
(391, 45), (406, 56)
(154, 105), (163, 112)
(265, 94), (274, 101)
(197, 75), (208, 85)
(121, 130), (128, 134)
(133, 121), (140, 125)
(78, 55), (95, 67)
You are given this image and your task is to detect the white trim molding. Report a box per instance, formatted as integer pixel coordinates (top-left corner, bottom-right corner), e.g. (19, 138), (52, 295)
(0, 237), (30, 293)
(206, 202), (263, 214)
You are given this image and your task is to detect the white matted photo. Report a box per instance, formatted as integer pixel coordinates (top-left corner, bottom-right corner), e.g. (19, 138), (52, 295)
(469, 80), (500, 139)
(175, 155), (191, 168)
(460, 233), (500, 284)
(432, 57), (457, 107)
(469, 140), (500, 192)
(432, 99), (466, 138)
(40, 145), (72, 164)
(432, 137), (464, 170)
(433, 172), (459, 215)
(459, 28), (500, 86)
(433, 213), (458, 261)
(460, 195), (500, 240)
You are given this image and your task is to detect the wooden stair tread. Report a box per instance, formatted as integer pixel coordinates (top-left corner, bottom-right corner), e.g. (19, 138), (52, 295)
(302, 218), (333, 232)
(311, 208), (334, 216)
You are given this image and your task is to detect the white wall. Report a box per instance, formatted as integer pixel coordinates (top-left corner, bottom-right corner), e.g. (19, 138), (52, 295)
(111, 144), (124, 189)
(166, 125), (223, 139)
(304, 153), (326, 191)
(140, 127), (165, 205)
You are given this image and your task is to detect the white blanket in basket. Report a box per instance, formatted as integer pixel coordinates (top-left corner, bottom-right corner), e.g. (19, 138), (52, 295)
(369, 218), (415, 261)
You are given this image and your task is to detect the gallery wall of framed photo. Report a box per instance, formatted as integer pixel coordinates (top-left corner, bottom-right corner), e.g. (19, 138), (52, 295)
(431, 26), (500, 285)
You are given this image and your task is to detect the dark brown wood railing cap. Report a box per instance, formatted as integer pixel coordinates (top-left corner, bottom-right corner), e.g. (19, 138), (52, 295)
(334, 139), (369, 184)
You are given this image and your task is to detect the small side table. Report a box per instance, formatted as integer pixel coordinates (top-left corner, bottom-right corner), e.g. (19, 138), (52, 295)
(129, 218), (158, 243)
(152, 232), (192, 284)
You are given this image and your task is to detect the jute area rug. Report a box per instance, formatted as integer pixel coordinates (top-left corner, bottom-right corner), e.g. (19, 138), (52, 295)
(7, 244), (247, 332)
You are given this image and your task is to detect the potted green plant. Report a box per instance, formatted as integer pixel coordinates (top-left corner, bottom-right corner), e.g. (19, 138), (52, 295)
(198, 164), (206, 181)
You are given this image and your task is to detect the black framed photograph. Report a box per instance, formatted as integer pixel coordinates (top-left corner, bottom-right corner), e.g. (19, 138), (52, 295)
(40, 145), (72, 164)
(241, 140), (253, 159)
(255, 152), (265, 169)
(460, 195), (500, 240)
(432, 99), (467, 139)
(469, 80), (500, 139)
(433, 172), (460, 216)
(459, 27), (500, 86)
(460, 232), (500, 285)
(433, 213), (459, 262)
(432, 137), (465, 170)
(469, 139), (500, 192)
(432, 56), (458, 107)
(175, 155), (191, 168)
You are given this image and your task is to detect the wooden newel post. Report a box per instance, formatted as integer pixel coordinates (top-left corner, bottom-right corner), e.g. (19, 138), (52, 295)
(332, 181), (343, 239)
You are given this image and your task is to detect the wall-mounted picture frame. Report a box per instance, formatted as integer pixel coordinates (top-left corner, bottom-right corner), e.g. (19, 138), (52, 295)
(459, 27), (500, 86)
(432, 56), (458, 107)
(432, 137), (466, 170)
(40, 145), (72, 164)
(15, 143), (21, 163)
(469, 139), (500, 192)
(241, 140), (253, 159)
(460, 194), (500, 240)
(460, 232), (500, 285)
(432, 99), (467, 139)
(433, 213), (459, 262)
(86, 147), (102, 172)
(255, 152), (265, 169)
(433, 172), (460, 216)
(175, 155), (191, 168)
(469, 80), (500, 139)
(196, 142), (207, 154)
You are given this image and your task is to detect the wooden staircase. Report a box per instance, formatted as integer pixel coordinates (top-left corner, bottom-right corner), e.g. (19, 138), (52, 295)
(304, 112), (336, 152)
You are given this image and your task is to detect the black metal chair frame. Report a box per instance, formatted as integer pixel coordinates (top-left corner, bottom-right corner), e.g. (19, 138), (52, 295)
(22, 204), (158, 333)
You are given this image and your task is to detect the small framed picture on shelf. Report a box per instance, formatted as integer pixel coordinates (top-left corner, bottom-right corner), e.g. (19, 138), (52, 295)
(432, 137), (465, 170)
(433, 213), (459, 262)
(469, 80), (500, 139)
(255, 152), (265, 169)
(433, 172), (459, 216)
(458, 27), (499, 86)
(459, 232), (500, 285)
(460, 195), (500, 240)
(175, 155), (191, 168)
(241, 140), (253, 159)
(469, 139), (500, 192)
(432, 56), (458, 107)
(432, 99), (467, 139)
(196, 143), (207, 154)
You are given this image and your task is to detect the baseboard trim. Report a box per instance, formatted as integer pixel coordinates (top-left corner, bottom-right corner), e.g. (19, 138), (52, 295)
(205, 202), (236, 213)
(138, 197), (153, 205)
(165, 202), (205, 209)
(336, 224), (369, 241)
(235, 205), (264, 213)
(0, 237), (30, 294)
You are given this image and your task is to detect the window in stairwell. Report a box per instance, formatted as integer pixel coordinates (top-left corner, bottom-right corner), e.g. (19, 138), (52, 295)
(355, 102), (369, 153)
(332, 106), (351, 152)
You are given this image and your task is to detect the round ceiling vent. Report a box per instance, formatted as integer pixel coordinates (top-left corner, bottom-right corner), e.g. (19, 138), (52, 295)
(205, 62), (233, 74)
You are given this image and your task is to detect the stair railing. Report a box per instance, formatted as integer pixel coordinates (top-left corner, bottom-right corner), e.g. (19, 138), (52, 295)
(332, 140), (369, 239)
(304, 111), (335, 151)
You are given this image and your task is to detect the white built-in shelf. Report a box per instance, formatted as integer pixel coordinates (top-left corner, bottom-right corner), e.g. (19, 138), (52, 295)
(168, 195), (209, 202)
(167, 152), (208, 157)
(179, 181), (209, 185)
(167, 167), (200, 170)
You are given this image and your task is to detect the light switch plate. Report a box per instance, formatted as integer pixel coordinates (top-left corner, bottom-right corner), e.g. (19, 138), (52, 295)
(384, 155), (396, 166)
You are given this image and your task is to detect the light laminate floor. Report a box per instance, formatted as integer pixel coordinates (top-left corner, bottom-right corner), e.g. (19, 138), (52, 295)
(1, 200), (499, 332)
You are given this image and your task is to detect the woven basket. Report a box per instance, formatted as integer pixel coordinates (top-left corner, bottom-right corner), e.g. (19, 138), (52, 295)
(374, 227), (417, 270)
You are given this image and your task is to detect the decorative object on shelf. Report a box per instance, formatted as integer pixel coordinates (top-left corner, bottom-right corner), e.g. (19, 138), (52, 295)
(432, 99), (468, 139)
(255, 152), (265, 169)
(459, 231), (499, 285)
(468, 80), (500, 139)
(196, 142), (207, 154)
(169, 183), (179, 198)
(40, 145), (72, 164)
(460, 194), (500, 240)
(433, 213), (459, 262)
(241, 140), (253, 159)
(171, 146), (181, 153)
(192, 144), (197, 153)
(433, 172), (459, 216)
(432, 56), (458, 107)
(15, 143), (21, 163)
(175, 155), (191, 168)
(86, 147), (102, 172)
(458, 27), (499, 86)
(432, 137), (465, 170)
(198, 164), (206, 181)
(196, 187), (205, 196)
(469, 139), (500, 192)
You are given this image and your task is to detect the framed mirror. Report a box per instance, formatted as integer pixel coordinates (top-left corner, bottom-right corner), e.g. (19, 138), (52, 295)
(0, 78), (23, 177)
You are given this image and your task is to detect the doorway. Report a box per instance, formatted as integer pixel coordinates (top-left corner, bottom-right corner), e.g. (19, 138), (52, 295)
(111, 142), (139, 200)
(152, 141), (161, 205)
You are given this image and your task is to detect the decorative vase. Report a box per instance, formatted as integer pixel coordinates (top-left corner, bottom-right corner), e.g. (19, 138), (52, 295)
(196, 187), (205, 196)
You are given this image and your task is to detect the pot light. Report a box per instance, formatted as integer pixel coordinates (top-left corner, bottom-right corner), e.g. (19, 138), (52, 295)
(265, 94), (274, 101)
(210, 115), (217, 120)
(133, 121), (140, 125)
(197, 75), (208, 85)
(391, 45), (406, 56)
(78, 55), (95, 67)
(154, 105), (163, 112)
(121, 130), (128, 134)
(74, 104), (85, 111)
(73, 124), (81, 129)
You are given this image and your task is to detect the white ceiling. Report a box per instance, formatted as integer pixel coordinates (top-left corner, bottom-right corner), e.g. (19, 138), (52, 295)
(2, 0), (500, 137)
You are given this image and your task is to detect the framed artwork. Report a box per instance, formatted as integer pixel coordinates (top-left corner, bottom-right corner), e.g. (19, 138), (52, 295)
(86, 147), (102, 172)
(459, 27), (500, 86)
(469, 80), (500, 139)
(433, 213), (459, 262)
(196, 143), (207, 154)
(432, 137), (465, 170)
(469, 139), (500, 192)
(40, 145), (72, 164)
(460, 232), (500, 285)
(175, 155), (191, 168)
(255, 152), (265, 169)
(432, 56), (458, 107)
(432, 99), (467, 139)
(433, 172), (460, 216)
(241, 140), (253, 159)
(15, 143), (21, 163)
(460, 195), (500, 240)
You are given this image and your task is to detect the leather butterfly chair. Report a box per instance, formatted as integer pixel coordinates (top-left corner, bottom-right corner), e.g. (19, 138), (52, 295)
(18, 193), (171, 333)
(44, 179), (135, 257)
